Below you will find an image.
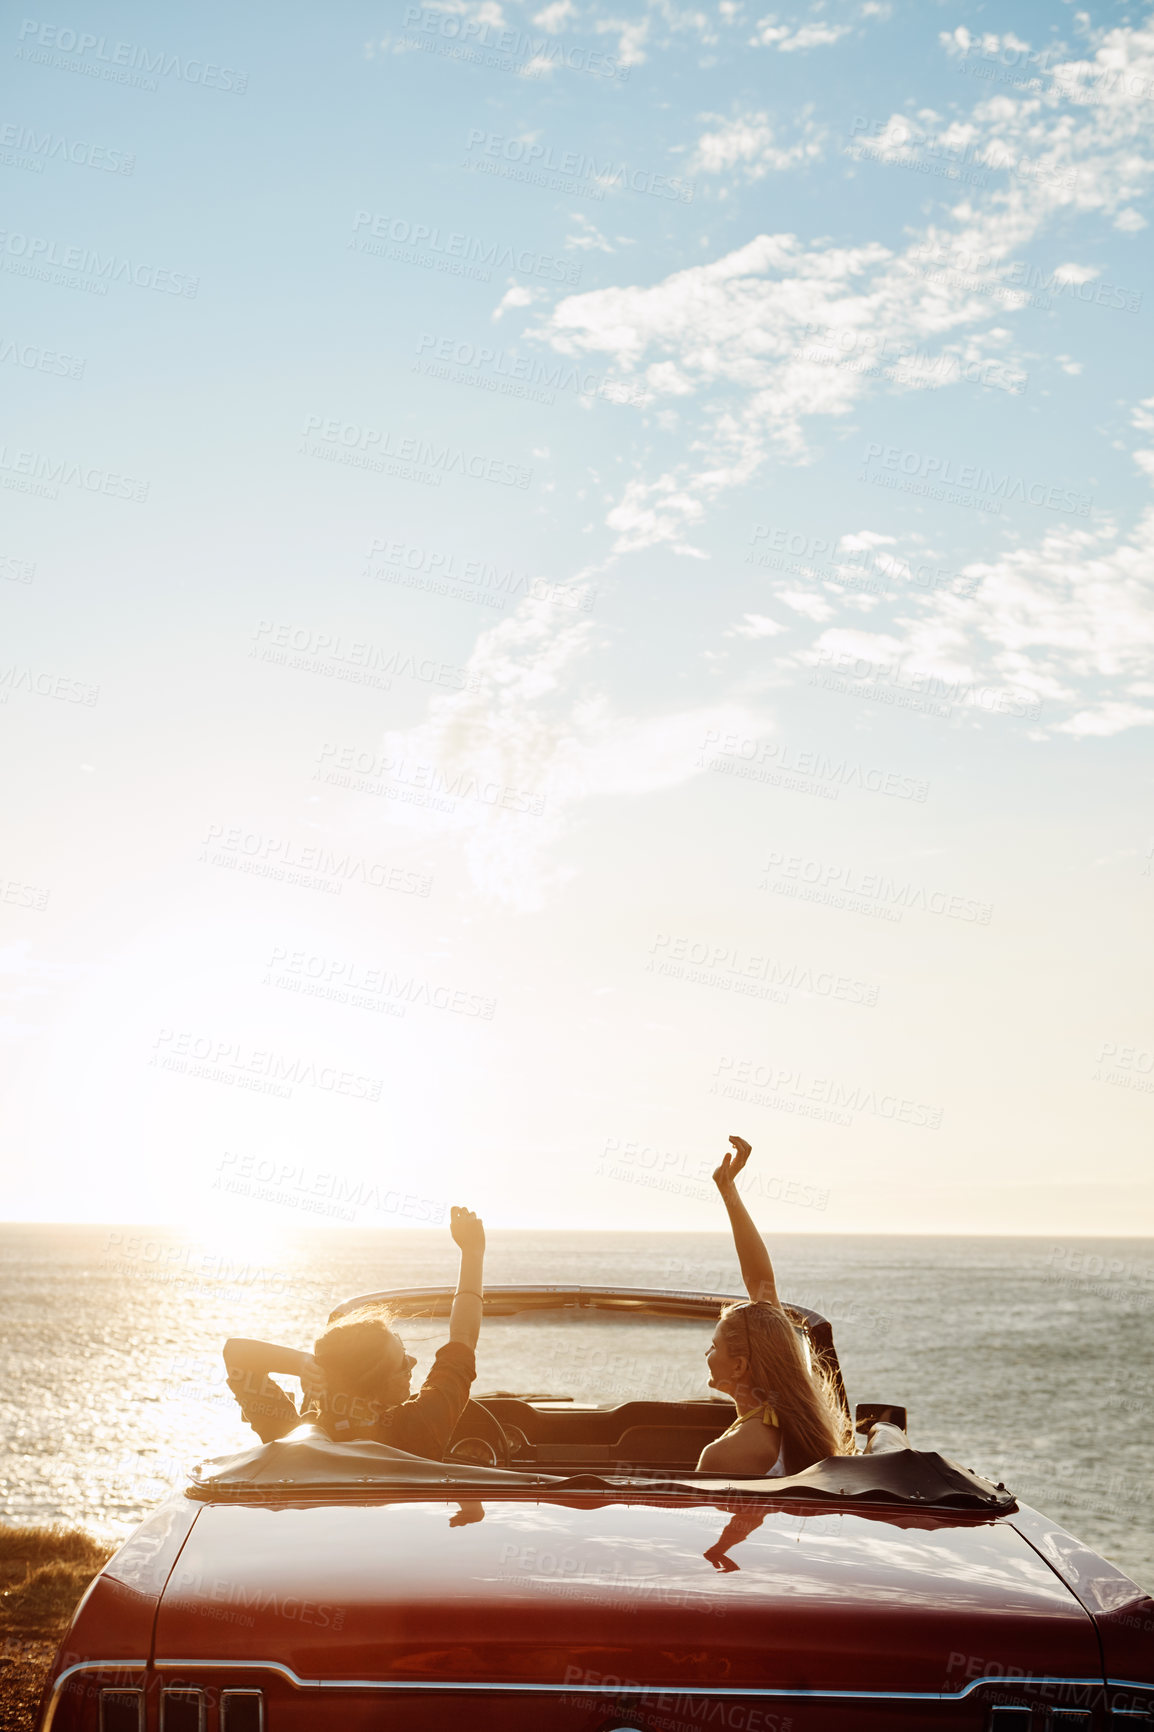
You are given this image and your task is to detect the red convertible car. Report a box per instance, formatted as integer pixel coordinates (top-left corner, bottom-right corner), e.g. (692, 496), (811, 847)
(36, 1287), (1154, 1731)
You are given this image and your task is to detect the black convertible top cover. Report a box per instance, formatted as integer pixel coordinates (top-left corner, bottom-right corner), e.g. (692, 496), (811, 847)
(188, 1426), (1014, 1512)
(737, 1449), (1016, 1511)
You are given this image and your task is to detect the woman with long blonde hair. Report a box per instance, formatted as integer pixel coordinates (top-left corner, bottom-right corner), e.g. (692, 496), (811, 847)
(698, 1137), (852, 1476)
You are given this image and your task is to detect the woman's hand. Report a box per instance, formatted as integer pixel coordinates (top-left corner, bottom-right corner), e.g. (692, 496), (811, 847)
(450, 1205), (485, 1256)
(712, 1135), (752, 1193)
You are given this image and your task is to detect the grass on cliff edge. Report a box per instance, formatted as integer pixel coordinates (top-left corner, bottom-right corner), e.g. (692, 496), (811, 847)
(1, 1523), (114, 1632)
(1, 1523), (116, 1732)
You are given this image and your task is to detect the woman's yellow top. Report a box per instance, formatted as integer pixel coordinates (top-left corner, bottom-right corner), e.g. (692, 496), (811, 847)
(717, 1401), (779, 1441)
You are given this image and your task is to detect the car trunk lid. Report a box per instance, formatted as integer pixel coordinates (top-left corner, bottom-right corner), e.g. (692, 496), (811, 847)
(154, 1493), (1102, 1694)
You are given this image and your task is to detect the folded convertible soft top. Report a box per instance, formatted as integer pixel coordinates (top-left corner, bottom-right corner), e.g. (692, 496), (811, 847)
(738, 1449), (1016, 1511)
(190, 1425), (566, 1490)
(188, 1425), (1015, 1511)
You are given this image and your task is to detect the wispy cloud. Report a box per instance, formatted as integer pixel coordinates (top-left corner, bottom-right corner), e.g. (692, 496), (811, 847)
(367, 597), (768, 904)
(523, 15), (1154, 564)
(771, 407), (1154, 738)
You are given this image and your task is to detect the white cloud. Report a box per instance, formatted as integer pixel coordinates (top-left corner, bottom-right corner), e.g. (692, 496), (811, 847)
(603, 395), (1154, 743)
(524, 12), (1154, 563)
(420, 0), (507, 18)
(839, 530), (896, 551)
(565, 214), (616, 252)
(370, 0), (890, 67)
(1051, 263), (1100, 286)
(751, 14), (851, 49)
(533, 0), (574, 26)
(1054, 702), (1154, 737)
(644, 359), (695, 395)
(778, 589), (836, 621)
(493, 283), (546, 320)
(690, 110), (826, 180)
(729, 612), (789, 637)
(604, 471), (714, 555)
(369, 7), (1154, 909)
(791, 485), (1154, 736)
(367, 0), (508, 53)
(592, 13), (650, 63)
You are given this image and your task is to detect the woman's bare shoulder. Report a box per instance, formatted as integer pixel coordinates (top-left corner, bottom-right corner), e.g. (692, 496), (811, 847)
(697, 1424), (781, 1475)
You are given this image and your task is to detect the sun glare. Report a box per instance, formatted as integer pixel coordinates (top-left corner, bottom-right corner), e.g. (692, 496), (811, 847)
(181, 1212), (293, 1269)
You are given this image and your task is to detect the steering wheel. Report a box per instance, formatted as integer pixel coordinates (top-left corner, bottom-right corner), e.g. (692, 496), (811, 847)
(446, 1399), (512, 1469)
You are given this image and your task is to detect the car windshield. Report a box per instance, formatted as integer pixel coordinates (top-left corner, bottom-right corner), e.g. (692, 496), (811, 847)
(403, 1308), (719, 1406)
(484, 1310), (718, 1405)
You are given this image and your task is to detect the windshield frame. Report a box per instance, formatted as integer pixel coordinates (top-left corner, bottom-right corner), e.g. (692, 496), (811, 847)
(326, 1285), (845, 1413)
(329, 1285), (753, 1321)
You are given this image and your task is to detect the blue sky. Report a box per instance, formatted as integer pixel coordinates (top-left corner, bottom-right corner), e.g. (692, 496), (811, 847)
(3, 0), (1152, 1235)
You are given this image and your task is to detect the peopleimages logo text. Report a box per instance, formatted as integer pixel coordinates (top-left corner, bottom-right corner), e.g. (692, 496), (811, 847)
(16, 19), (248, 91)
(700, 729), (930, 803)
(300, 416), (531, 489)
(415, 333), (647, 407)
(861, 443), (1092, 515)
(351, 211), (581, 286)
(0, 445), (148, 502)
(712, 1056), (944, 1130)
(152, 1029), (382, 1101)
(464, 130), (695, 202)
(0, 230), (198, 296)
(0, 122), (134, 174)
(403, 5), (629, 81)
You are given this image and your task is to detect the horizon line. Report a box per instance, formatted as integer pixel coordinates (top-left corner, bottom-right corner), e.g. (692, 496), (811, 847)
(2, 1220), (1152, 1240)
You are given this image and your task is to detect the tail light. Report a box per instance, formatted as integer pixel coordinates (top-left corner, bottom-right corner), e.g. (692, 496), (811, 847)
(221, 1690), (265, 1731)
(99, 1693), (144, 1732)
(100, 1682), (263, 1731)
(161, 1689), (206, 1731)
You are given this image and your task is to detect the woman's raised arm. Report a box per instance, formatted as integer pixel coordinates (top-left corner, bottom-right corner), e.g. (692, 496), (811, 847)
(447, 1206), (486, 1351)
(714, 1136), (780, 1309)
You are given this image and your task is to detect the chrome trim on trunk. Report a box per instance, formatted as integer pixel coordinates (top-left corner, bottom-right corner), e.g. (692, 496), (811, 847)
(153, 1661), (1107, 1702)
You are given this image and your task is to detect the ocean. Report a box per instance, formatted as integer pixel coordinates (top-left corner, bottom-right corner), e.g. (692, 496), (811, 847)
(1, 1227), (1150, 1591)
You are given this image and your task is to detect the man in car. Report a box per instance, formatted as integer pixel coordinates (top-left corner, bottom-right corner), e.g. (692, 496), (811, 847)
(222, 1204), (485, 1460)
